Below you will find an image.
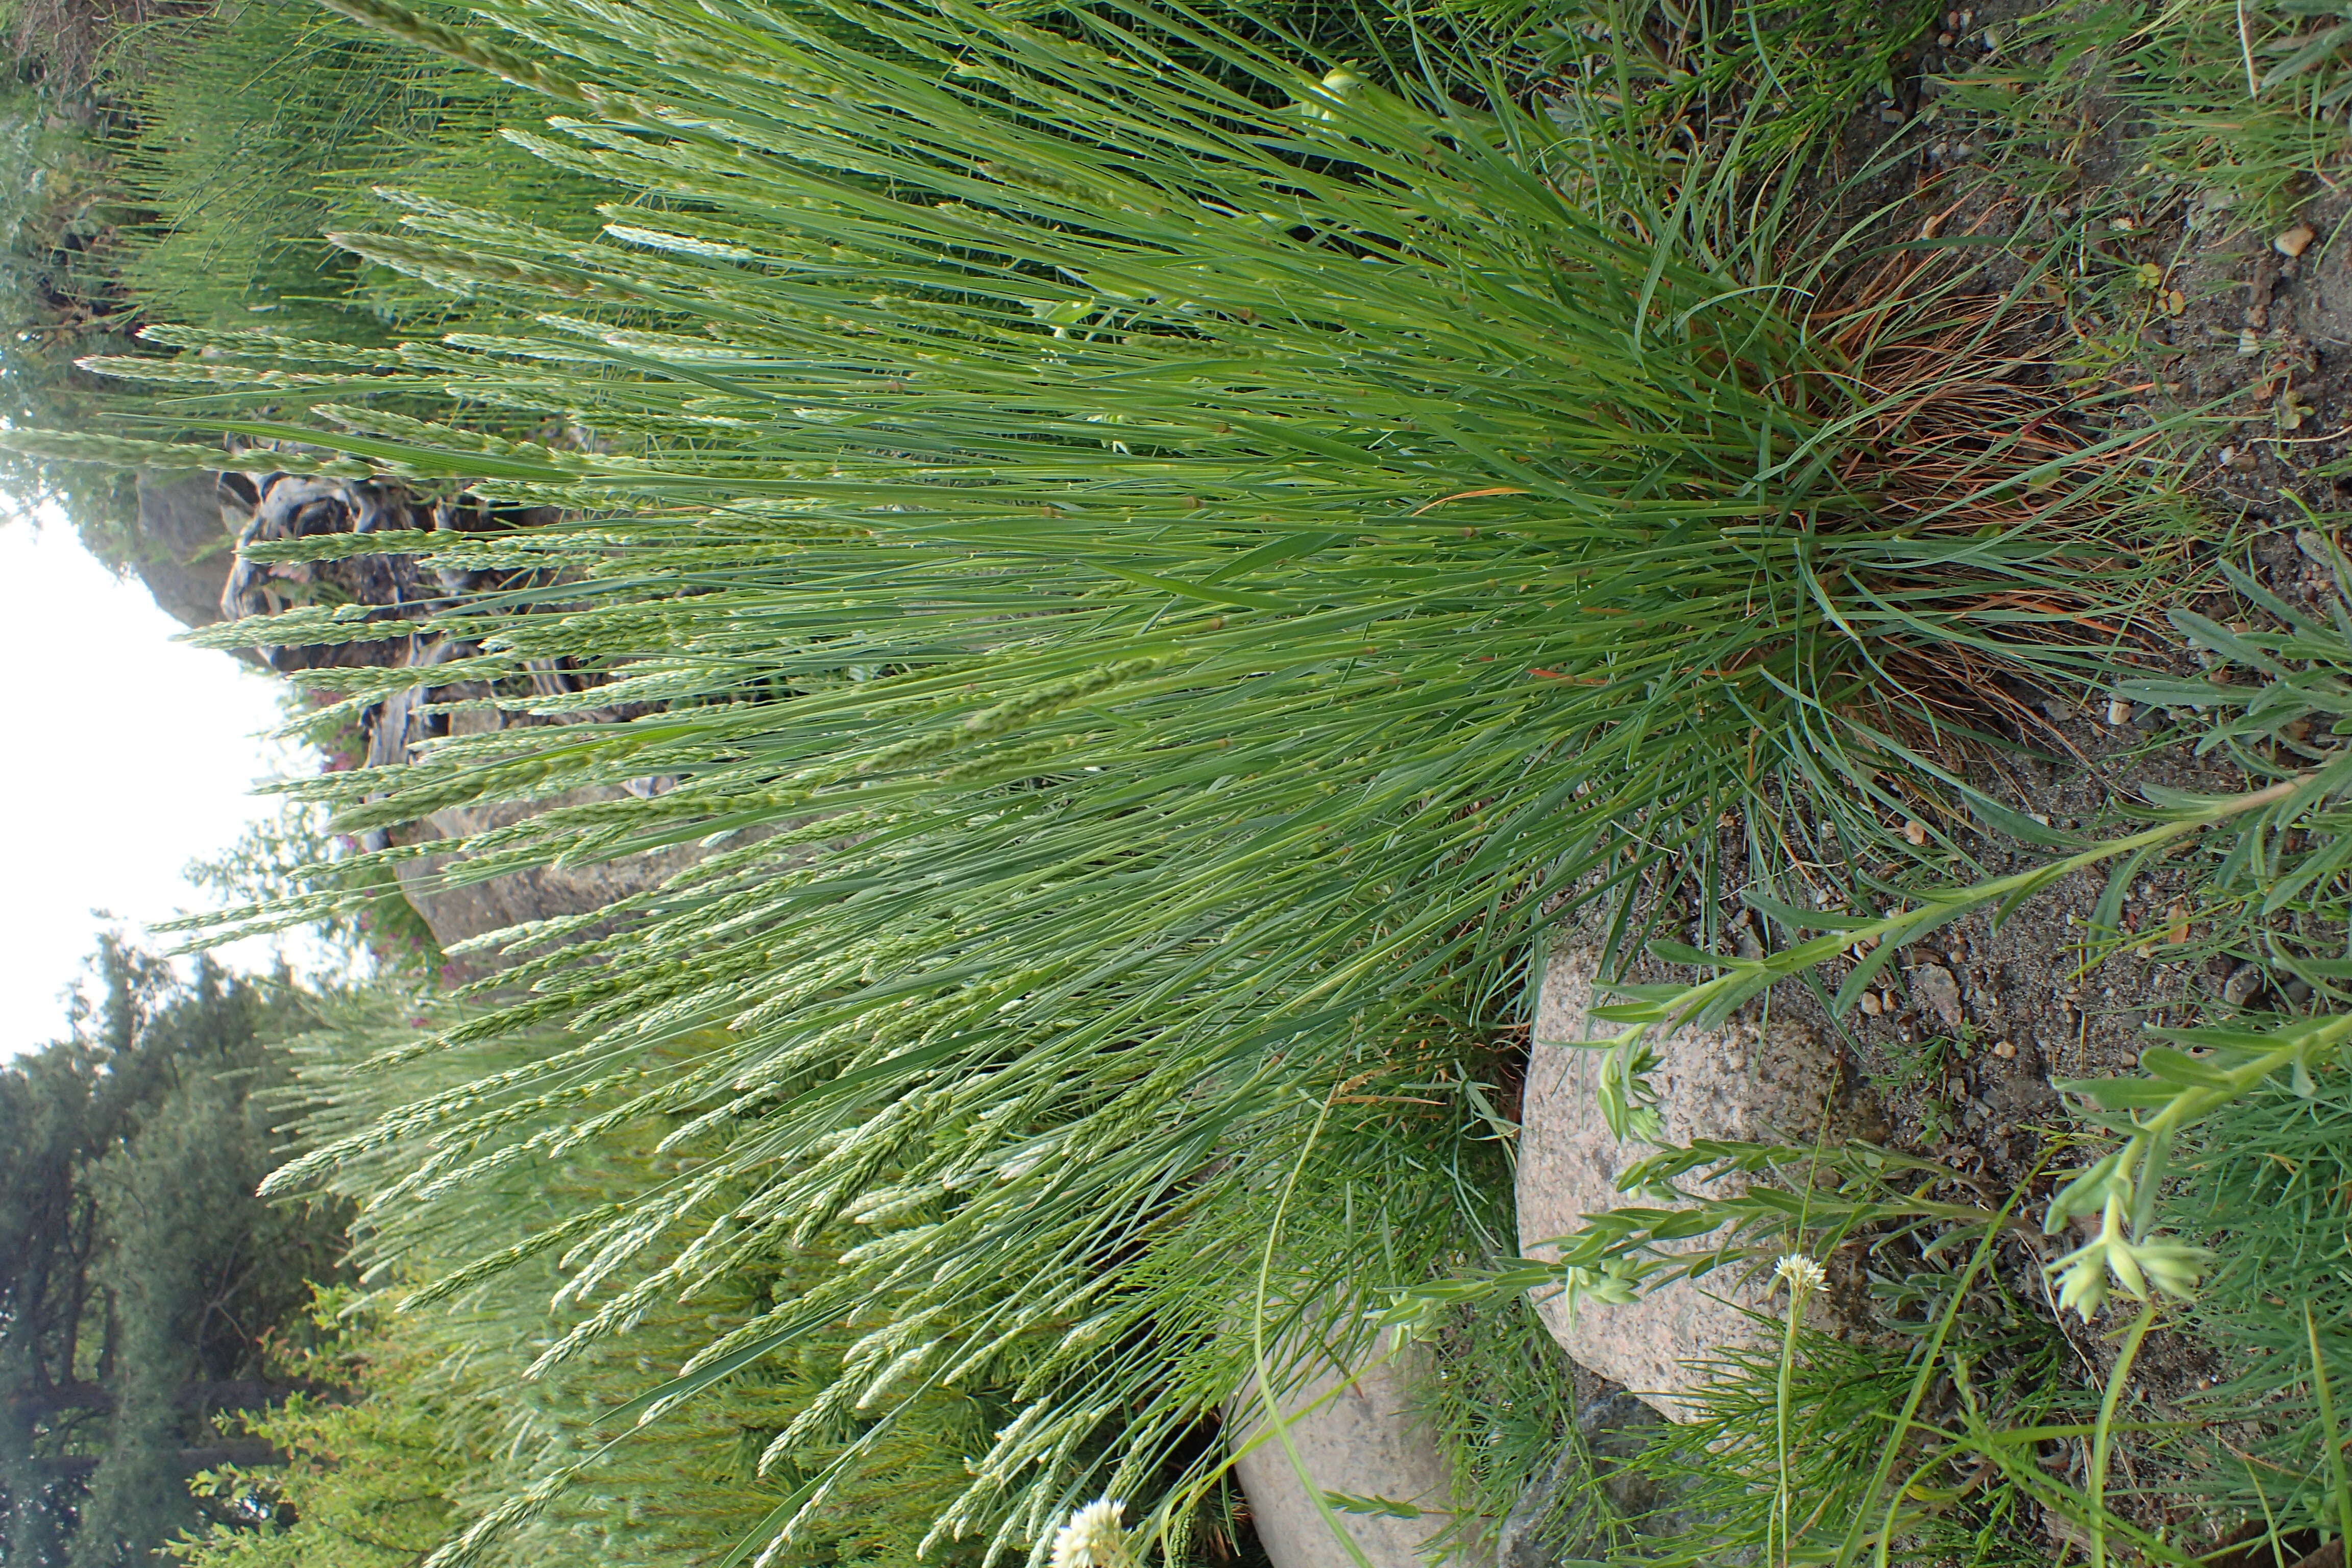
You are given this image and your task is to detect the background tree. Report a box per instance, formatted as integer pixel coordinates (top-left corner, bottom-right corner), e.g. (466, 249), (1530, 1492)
(0, 941), (349, 1568)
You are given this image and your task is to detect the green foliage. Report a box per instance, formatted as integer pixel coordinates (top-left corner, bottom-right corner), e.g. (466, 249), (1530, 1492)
(175, 1305), (469, 1568)
(110, 0), (614, 337)
(180, 990), (1230, 1568)
(4, 0), (2193, 1555)
(1419, 1293), (1577, 1537)
(0, 0), (616, 569)
(1474, 0), (1941, 184)
(1933, 0), (2352, 213)
(255, 990), (1495, 1568)
(0, 76), (139, 552)
(1397, 1138), (2104, 1565)
(1612, 1298), (2084, 1568)
(2168, 1064), (2352, 1540)
(2100, 538), (2352, 999)
(0, 942), (351, 1568)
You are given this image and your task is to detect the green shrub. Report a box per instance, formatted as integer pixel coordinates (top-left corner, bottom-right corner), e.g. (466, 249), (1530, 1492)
(0, 74), (141, 554)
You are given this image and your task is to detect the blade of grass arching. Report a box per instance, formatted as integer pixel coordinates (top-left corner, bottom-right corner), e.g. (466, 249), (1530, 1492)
(2309, 1304), (2352, 1557)
(2089, 1300), (2160, 1568)
(1250, 1093), (1381, 1568)
(2245, 1456), (2292, 1568)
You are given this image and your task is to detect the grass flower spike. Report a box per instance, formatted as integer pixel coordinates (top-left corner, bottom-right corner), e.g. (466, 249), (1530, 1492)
(1772, 1253), (1827, 1301)
(1050, 1500), (1132, 1568)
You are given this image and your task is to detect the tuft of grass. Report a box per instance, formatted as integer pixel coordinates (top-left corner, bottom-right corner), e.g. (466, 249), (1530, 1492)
(178, 991), (1038, 1568)
(1932, 0), (2352, 216)
(1434, 0), (1942, 193)
(2167, 1063), (2352, 1545)
(0, 0), (2208, 1557)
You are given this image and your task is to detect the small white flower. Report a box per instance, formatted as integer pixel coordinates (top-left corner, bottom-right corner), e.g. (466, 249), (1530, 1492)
(1051, 1499), (1130, 1568)
(1772, 1253), (1827, 1298)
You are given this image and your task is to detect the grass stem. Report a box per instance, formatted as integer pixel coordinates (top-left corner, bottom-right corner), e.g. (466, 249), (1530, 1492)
(2309, 1304), (2352, 1556)
(2090, 1300), (2159, 1568)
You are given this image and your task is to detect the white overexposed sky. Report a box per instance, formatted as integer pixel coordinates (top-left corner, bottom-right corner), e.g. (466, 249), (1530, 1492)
(1, 510), (311, 1052)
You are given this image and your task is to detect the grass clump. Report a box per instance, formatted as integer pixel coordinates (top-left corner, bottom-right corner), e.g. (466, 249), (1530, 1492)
(110, 0), (616, 337)
(169, 994), (1035, 1568)
(1931, 0), (2352, 214)
(2167, 1063), (2352, 1544)
(1, 0), (2214, 1557)
(1488, 0), (1942, 186)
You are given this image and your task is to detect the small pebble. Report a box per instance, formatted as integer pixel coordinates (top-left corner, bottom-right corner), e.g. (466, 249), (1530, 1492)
(2275, 223), (2317, 258)
(1991, 1040), (2017, 1060)
(2223, 962), (2265, 1007)
(1903, 818), (1929, 846)
(1858, 990), (1884, 1016)
(2105, 698), (2133, 726)
(1912, 964), (1965, 1030)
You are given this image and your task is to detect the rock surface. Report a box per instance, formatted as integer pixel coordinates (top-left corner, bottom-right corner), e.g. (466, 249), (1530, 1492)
(1907, 962), (1964, 1029)
(130, 469), (253, 631)
(1515, 944), (1846, 1421)
(391, 789), (711, 962)
(1230, 1334), (1462, 1568)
